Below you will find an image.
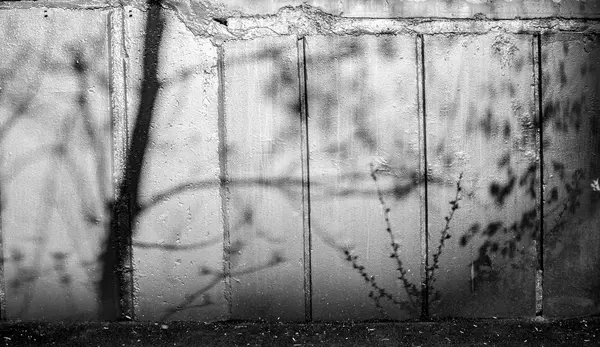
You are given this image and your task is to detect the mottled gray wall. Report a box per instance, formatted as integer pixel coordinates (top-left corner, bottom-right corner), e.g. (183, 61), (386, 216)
(0, 0), (599, 322)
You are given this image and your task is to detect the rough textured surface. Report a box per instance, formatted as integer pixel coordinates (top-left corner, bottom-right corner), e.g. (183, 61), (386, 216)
(223, 37), (305, 321)
(1, 0), (600, 323)
(125, 7), (226, 321)
(0, 8), (111, 321)
(168, 0), (600, 19)
(189, 7), (600, 41)
(4, 0), (600, 19)
(306, 35), (423, 321)
(541, 33), (600, 317)
(424, 33), (539, 317)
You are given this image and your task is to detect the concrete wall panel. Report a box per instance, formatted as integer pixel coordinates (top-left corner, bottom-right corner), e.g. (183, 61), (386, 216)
(0, 8), (111, 321)
(424, 33), (538, 317)
(542, 33), (600, 317)
(223, 37), (306, 321)
(306, 35), (423, 321)
(125, 7), (226, 321)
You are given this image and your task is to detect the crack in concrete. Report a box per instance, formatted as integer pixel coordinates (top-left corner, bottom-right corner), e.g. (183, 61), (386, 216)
(3, 2), (600, 42)
(170, 4), (600, 42)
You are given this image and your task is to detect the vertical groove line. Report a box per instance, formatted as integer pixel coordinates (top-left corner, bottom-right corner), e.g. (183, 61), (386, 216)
(298, 36), (312, 322)
(535, 33), (545, 317)
(417, 34), (430, 320)
(108, 6), (133, 320)
(122, 6), (134, 321)
(217, 45), (232, 319)
(0, 178), (4, 321)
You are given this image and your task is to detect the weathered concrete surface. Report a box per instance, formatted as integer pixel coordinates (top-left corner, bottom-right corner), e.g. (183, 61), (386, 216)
(171, 5), (600, 42)
(0, 9), (111, 320)
(4, 0), (600, 19)
(425, 33), (539, 317)
(169, 0), (600, 19)
(1, 0), (600, 324)
(124, 7), (226, 321)
(306, 35), (423, 321)
(542, 33), (600, 317)
(223, 37), (306, 321)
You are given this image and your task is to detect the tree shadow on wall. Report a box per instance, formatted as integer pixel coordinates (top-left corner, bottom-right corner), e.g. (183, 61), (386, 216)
(1, 13), (112, 320)
(454, 34), (600, 316)
(1, 2), (287, 321)
(344, 33), (600, 319)
(5, 7), (598, 323)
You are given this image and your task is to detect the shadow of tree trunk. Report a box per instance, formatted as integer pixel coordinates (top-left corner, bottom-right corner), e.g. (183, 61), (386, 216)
(99, 1), (164, 321)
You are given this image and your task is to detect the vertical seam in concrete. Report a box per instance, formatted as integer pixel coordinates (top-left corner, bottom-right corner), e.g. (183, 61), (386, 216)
(534, 32), (544, 317)
(0, 185), (4, 321)
(417, 33), (429, 320)
(298, 36), (312, 323)
(108, 6), (134, 320)
(122, 6), (135, 321)
(217, 44), (232, 319)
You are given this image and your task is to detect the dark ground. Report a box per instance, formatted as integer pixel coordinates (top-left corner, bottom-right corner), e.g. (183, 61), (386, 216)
(1, 316), (599, 346)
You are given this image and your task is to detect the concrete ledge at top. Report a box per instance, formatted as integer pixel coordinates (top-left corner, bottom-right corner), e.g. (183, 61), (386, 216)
(2, 1), (599, 19)
(0, 0), (115, 10)
(189, 0), (600, 19)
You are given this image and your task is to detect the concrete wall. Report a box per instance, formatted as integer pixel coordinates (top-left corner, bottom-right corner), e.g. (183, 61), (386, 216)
(0, 0), (599, 322)
(202, 0), (600, 18)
